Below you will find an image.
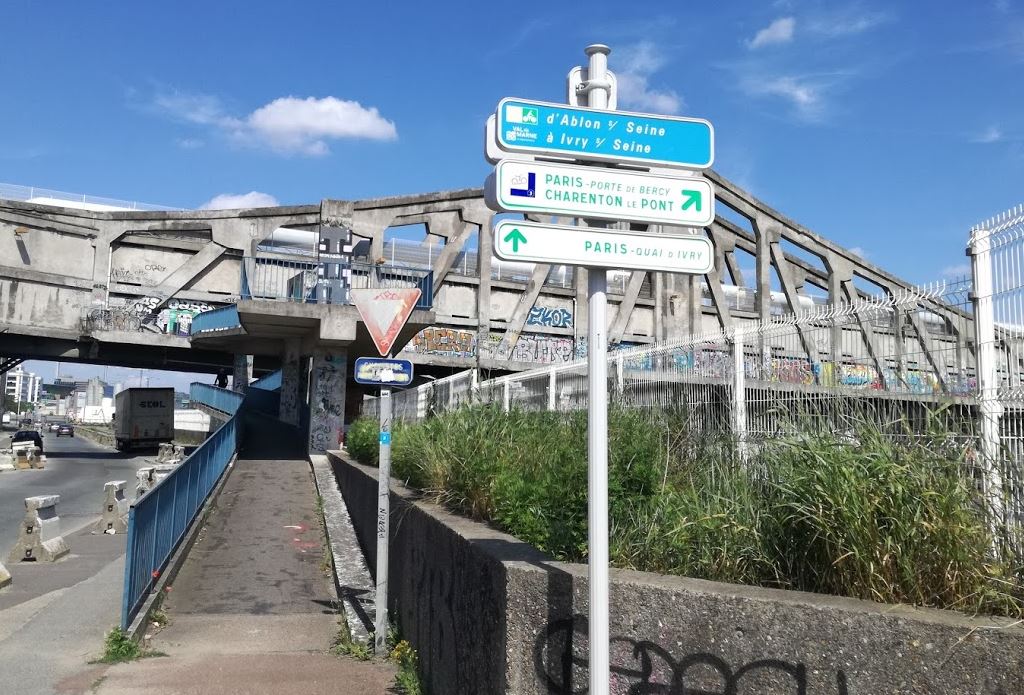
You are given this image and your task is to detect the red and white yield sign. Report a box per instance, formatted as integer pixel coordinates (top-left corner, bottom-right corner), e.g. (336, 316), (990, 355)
(351, 288), (422, 356)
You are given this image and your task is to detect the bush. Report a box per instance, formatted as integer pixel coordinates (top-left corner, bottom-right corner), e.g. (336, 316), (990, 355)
(346, 418), (380, 465)
(373, 405), (1023, 617)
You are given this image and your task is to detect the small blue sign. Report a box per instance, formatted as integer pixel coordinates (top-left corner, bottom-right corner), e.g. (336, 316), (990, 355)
(496, 98), (714, 170)
(354, 357), (415, 386)
(379, 432), (391, 445)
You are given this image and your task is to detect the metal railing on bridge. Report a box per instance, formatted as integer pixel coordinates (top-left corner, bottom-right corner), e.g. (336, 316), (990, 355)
(121, 383), (244, 630)
(240, 257), (432, 309)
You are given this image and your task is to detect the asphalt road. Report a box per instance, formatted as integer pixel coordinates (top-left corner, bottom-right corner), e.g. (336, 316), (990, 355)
(0, 425), (153, 552)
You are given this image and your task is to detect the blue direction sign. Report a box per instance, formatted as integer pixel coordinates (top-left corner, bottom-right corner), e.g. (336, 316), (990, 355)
(354, 358), (414, 386)
(495, 97), (714, 170)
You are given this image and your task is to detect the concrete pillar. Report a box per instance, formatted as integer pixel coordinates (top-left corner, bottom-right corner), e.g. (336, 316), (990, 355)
(8, 495), (69, 563)
(308, 348), (348, 453)
(232, 354), (253, 393)
(280, 339), (302, 427)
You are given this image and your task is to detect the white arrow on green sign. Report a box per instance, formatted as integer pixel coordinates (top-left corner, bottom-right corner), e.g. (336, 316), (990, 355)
(486, 160), (714, 227)
(493, 219), (713, 274)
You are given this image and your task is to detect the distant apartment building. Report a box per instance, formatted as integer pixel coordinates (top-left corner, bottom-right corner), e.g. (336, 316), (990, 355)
(4, 367), (41, 405)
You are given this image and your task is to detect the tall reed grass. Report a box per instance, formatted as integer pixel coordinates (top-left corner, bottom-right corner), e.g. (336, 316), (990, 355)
(348, 405), (1024, 617)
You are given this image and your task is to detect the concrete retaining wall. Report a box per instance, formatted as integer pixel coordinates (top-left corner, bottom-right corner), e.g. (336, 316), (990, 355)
(328, 452), (1024, 695)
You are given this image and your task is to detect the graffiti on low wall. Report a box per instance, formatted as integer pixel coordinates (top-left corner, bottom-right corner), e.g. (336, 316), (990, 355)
(536, 616), (850, 695)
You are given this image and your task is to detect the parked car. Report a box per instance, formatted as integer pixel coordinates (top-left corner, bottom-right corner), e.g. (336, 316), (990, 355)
(56, 424), (74, 438)
(11, 429), (44, 453)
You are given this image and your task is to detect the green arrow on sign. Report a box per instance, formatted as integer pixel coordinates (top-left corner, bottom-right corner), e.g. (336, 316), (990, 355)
(504, 227), (527, 252)
(681, 189), (702, 212)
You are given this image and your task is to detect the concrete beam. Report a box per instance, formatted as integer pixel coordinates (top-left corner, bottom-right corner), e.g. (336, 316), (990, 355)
(145, 243), (228, 306)
(608, 271), (646, 345)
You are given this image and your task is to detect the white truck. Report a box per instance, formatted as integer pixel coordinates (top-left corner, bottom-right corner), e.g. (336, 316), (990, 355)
(113, 387), (174, 450)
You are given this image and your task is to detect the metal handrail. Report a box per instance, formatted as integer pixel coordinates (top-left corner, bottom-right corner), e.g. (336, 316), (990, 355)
(120, 383), (243, 629)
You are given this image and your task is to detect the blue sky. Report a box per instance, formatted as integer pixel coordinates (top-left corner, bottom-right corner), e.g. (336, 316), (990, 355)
(3, 1), (1024, 385)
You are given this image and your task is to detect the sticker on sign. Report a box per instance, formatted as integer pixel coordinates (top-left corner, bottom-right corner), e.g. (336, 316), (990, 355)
(493, 219), (713, 274)
(487, 160), (714, 227)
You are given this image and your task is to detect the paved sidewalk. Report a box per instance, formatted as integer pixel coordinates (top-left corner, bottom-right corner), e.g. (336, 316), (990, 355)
(86, 450), (395, 694)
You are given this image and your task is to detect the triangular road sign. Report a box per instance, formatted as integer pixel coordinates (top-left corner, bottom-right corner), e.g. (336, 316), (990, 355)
(351, 288), (422, 356)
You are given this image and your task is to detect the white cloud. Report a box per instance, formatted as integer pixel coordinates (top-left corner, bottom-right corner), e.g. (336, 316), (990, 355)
(942, 263), (971, 279)
(614, 42), (684, 114)
(806, 11), (891, 38)
(742, 75), (824, 120)
(849, 246), (868, 258)
(201, 191), (280, 210)
(176, 137), (204, 149)
(242, 97), (398, 155)
(748, 17), (796, 49)
(972, 125), (1004, 143)
(153, 91), (397, 156)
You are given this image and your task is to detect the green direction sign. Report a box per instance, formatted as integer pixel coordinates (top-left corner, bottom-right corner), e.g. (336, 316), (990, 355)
(493, 219), (713, 274)
(487, 160), (715, 227)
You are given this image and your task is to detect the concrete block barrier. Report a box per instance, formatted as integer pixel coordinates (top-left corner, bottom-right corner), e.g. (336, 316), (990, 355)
(29, 447), (45, 469)
(152, 464), (175, 484)
(97, 480), (129, 534)
(0, 560), (10, 589)
(13, 448), (32, 470)
(7, 495), (70, 563)
(156, 442), (174, 463)
(0, 449), (14, 472)
(135, 467), (155, 498)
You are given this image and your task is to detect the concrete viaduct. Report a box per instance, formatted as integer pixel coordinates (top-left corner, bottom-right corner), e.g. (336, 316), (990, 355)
(0, 170), (983, 451)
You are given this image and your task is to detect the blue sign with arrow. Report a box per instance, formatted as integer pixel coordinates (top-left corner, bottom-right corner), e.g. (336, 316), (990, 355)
(495, 97), (714, 170)
(354, 357), (415, 386)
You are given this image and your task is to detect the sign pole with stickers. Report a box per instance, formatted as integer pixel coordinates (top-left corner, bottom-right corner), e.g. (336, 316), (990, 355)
(350, 287), (422, 653)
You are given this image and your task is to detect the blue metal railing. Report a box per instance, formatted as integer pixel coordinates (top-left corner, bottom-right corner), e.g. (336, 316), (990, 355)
(189, 383), (245, 414)
(190, 305), (241, 335)
(250, 369), (282, 391)
(120, 383), (243, 629)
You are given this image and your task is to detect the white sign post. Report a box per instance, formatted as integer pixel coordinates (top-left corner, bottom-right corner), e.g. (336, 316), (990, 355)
(485, 43), (714, 693)
(581, 44), (611, 695)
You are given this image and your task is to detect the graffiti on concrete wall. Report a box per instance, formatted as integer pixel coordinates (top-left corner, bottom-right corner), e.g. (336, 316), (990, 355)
(110, 263), (168, 286)
(84, 296), (223, 335)
(536, 616), (850, 694)
(309, 351), (347, 452)
(279, 356), (301, 427)
(405, 327), (477, 359)
(527, 306), (573, 328)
